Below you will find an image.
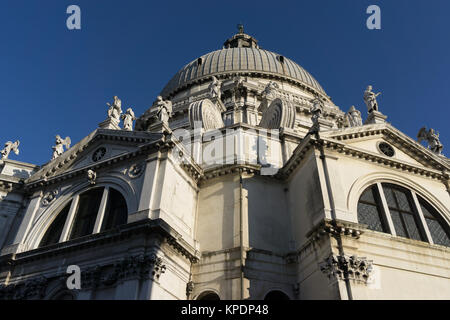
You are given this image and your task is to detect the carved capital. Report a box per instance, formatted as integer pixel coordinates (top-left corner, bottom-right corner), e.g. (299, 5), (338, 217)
(320, 254), (373, 284)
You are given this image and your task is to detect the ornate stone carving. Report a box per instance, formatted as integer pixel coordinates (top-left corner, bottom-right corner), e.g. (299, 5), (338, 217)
(1, 140), (20, 160)
(128, 162), (145, 178)
(363, 85), (381, 113)
(345, 106), (363, 127)
(259, 98), (296, 129)
(52, 135), (71, 160)
(188, 98), (225, 130)
(208, 76), (222, 101)
(186, 281), (194, 297)
(261, 81), (279, 101)
(121, 108), (136, 131)
(80, 253), (166, 289)
(417, 126), (444, 154)
(320, 254), (373, 284)
(87, 169), (96, 185)
(41, 189), (59, 206)
(0, 276), (48, 300)
(106, 96), (123, 123)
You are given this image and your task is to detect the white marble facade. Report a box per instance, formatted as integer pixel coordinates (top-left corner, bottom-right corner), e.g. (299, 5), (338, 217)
(0, 31), (449, 300)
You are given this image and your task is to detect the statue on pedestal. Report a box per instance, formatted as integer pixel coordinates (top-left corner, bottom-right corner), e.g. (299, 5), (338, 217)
(52, 135), (71, 160)
(121, 108), (136, 131)
(1, 140), (20, 160)
(106, 96), (122, 123)
(417, 126), (444, 154)
(155, 96), (173, 125)
(363, 85), (381, 113)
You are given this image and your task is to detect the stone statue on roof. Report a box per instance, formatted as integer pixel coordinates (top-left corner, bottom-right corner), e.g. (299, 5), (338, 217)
(363, 85), (381, 113)
(417, 126), (444, 154)
(155, 96), (173, 125)
(345, 106), (363, 127)
(1, 140), (20, 160)
(121, 108), (136, 131)
(52, 135), (71, 160)
(106, 96), (123, 122)
(209, 76), (222, 101)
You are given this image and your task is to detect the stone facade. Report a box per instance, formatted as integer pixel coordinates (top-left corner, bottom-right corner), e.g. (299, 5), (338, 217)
(0, 31), (449, 300)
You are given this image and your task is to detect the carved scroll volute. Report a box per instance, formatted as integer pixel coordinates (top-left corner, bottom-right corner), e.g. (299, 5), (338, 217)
(188, 98), (225, 130)
(259, 98), (296, 130)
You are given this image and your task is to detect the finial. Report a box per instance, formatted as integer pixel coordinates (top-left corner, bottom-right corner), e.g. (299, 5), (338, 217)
(237, 23), (244, 34)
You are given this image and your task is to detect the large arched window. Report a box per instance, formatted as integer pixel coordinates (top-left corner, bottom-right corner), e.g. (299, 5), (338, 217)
(357, 183), (450, 247)
(39, 187), (128, 248)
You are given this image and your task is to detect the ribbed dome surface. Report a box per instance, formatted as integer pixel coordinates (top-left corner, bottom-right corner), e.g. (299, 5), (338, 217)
(160, 47), (326, 97)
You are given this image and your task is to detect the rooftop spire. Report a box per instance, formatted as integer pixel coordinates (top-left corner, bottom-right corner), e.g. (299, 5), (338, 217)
(223, 25), (259, 49)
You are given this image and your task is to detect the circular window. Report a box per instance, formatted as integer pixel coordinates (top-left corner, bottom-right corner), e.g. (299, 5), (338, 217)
(378, 142), (395, 157)
(92, 147), (107, 162)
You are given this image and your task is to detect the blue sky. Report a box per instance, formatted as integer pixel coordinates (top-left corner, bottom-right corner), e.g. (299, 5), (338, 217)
(1, 0), (449, 165)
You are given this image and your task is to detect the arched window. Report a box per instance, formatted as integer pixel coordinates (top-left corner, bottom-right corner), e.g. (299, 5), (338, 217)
(357, 183), (450, 247)
(69, 188), (104, 239)
(264, 290), (290, 300)
(197, 291), (220, 300)
(357, 185), (387, 233)
(39, 187), (128, 248)
(40, 201), (72, 247)
(418, 196), (450, 247)
(101, 188), (128, 232)
(382, 184), (424, 241)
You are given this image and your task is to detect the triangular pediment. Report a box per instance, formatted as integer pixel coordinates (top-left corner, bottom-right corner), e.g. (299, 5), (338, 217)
(322, 123), (449, 172)
(27, 129), (164, 183)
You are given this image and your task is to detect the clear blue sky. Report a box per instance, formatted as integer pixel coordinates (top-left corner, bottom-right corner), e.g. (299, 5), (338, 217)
(1, 0), (449, 165)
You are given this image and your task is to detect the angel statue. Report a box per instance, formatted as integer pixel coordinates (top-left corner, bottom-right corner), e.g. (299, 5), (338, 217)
(208, 76), (222, 100)
(363, 85), (381, 113)
(345, 106), (363, 127)
(121, 108), (136, 131)
(417, 127), (444, 154)
(155, 96), (173, 125)
(52, 135), (71, 160)
(1, 140), (20, 160)
(106, 96), (123, 122)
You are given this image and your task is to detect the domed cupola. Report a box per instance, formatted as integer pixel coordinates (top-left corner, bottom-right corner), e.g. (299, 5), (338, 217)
(160, 28), (329, 101)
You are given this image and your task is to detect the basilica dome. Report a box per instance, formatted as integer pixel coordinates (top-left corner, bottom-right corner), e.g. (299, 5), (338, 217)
(160, 31), (327, 99)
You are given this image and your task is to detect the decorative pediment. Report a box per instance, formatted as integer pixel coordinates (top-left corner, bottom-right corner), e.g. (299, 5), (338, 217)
(259, 98), (296, 129)
(26, 129), (164, 184)
(322, 123), (449, 172)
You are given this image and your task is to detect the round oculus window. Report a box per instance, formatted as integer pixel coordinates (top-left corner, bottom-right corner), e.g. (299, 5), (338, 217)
(92, 147), (107, 162)
(378, 142), (395, 157)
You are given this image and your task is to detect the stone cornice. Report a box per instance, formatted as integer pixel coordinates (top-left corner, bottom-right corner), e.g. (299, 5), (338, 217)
(0, 218), (199, 267)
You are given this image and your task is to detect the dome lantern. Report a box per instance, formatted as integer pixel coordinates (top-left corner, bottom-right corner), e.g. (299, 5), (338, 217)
(223, 25), (259, 49)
